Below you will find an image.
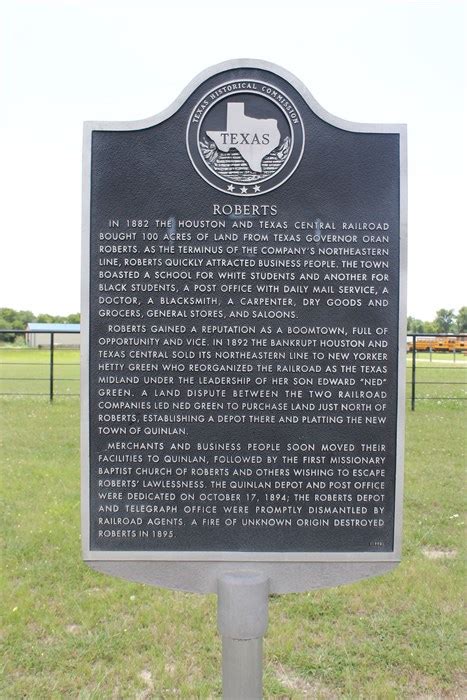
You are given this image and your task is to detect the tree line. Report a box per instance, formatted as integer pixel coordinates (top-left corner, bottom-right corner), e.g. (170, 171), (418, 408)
(407, 307), (466, 334)
(0, 308), (80, 339)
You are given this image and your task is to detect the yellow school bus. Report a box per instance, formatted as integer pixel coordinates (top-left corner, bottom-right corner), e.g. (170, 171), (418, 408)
(406, 336), (467, 353)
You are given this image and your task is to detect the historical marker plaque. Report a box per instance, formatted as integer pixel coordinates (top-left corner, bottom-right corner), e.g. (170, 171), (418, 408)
(82, 60), (406, 592)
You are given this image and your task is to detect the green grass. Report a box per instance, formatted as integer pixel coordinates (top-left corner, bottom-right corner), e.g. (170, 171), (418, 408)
(406, 354), (467, 402)
(1, 359), (466, 697)
(0, 347), (80, 397)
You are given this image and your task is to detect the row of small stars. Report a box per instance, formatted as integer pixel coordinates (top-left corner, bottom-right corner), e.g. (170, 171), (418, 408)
(226, 184), (261, 194)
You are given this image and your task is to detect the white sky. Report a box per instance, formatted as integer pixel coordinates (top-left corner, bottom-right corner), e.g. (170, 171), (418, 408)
(1, 0), (465, 321)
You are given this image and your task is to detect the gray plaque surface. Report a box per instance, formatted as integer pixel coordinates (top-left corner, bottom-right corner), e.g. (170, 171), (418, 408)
(81, 59), (407, 593)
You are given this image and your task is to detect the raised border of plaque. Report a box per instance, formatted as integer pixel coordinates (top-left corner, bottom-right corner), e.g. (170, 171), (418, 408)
(81, 59), (407, 593)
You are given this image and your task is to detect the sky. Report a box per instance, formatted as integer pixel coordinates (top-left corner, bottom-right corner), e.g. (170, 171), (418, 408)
(1, 0), (465, 321)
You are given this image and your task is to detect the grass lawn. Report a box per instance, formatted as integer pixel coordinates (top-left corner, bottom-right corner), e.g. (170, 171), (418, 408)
(1, 352), (465, 698)
(0, 347), (80, 397)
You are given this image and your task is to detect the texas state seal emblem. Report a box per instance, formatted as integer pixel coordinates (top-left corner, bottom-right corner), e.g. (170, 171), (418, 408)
(186, 80), (304, 196)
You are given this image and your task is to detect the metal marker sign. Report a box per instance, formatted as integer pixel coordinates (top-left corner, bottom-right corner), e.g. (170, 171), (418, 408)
(81, 60), (407, 593)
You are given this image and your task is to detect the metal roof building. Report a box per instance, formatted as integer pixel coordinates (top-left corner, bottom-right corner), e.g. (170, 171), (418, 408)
(26, 323), (81, 347)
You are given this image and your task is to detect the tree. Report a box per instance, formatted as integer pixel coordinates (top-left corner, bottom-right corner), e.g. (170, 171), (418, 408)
(0, 307), (35, 329)
(0, 317), (16, 342)
(0, 308), (36, 343)
(456, 307), (467, 333)
(36, 313), (55, 324)
(407, 316), (425, 333)
(433, 308), (456, 333)
(16, 309), (36, 327)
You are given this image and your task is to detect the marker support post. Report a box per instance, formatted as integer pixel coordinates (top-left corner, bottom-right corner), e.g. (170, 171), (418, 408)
(217, 573), (269, 699)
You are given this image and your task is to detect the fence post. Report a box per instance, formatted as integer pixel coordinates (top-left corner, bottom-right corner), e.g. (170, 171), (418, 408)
(49, 332), (55, 402)
(411, 334), (416, 411)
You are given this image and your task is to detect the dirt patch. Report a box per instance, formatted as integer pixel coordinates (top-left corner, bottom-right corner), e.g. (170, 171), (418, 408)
(422, 547), (457, 560)
(136, 670), (154, 700)
(274, 663), (335, 698)
(407, 669), (466, 699)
